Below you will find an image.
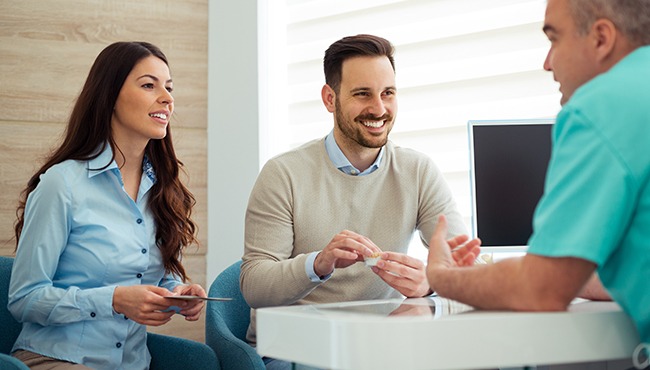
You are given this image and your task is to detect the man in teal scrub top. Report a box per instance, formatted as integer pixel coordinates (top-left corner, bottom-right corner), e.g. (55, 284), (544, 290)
(426, 0), (650, 366)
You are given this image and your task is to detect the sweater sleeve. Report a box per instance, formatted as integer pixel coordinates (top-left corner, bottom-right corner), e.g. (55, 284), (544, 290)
(415, 155), (467, 247)
(240, 158), (322, 308)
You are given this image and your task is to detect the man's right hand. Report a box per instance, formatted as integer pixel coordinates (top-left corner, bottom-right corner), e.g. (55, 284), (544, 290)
(313, 230), (382, 278)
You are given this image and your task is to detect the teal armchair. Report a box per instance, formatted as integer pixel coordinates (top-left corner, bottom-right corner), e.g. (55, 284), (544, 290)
(206, 260), (265, 370)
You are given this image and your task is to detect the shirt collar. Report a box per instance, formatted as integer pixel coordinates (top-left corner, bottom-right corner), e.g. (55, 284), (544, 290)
(324, 130), (384, 176)
(87, 144), (119, 178)
(142, 155), (156, 183)
(86, 144), (156, 184)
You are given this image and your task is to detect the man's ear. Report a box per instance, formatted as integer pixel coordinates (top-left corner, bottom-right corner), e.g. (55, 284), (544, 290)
(321, 84), (336, 113)
(591, 18), (617, 63)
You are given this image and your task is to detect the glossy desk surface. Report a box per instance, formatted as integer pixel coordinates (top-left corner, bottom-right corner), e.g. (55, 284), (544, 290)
(256, 297), (639, 370)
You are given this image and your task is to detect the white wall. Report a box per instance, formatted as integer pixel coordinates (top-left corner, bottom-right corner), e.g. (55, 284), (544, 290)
(207, 1), (260, 284)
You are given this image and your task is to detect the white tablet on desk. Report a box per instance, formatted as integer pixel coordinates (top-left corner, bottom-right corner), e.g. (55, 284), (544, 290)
(311, 297), (473, 319)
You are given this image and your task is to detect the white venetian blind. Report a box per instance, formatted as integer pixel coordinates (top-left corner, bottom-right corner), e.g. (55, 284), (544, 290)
(259, 0), (561, 258)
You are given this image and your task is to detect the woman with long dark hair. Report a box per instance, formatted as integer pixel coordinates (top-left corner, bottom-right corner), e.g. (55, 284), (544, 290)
(9, 41), (205, 369)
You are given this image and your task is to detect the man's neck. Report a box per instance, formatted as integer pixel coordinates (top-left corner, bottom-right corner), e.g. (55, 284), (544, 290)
(333, 132), (381, 172)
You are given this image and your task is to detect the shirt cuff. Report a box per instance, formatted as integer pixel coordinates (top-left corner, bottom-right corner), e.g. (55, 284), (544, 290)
(78, 285), (118, 320)
(305, 251), (332, 282)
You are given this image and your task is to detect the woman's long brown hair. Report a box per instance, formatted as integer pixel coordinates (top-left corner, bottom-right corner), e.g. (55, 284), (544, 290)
(14, 41), (197, 282)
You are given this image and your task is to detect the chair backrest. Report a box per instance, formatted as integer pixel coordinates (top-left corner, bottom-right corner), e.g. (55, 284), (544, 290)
(206, 260), (265, 370)
(207, 260), (250, 340)
(0, 256), (23, 355)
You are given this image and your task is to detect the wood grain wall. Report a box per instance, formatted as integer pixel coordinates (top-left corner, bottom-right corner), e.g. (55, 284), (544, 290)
(0, 0), (208, 342)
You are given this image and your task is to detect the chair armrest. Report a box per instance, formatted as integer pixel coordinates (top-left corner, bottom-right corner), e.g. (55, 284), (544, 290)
(147, 333), (220, 370)
(0, 353), (30, 370)
(205, 318), (265, 370)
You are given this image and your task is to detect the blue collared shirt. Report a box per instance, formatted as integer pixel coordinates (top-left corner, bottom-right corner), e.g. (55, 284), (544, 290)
(8, 145), (182, 370)
(305, 131), (384, 282)
(324, 130), (384, 176)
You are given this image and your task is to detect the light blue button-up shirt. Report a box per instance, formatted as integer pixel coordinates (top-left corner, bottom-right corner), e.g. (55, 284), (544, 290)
(8, 145), (182, 370)
(305, 131), (385, 282)
(324, 130), (384, 176)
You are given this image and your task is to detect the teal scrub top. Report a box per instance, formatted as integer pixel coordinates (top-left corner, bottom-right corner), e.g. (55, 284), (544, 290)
(527, 46), (650, 344)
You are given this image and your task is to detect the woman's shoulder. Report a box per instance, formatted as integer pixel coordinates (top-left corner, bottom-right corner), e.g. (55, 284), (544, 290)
(46, 158), (88, 175)
(39, 159), (89, 189)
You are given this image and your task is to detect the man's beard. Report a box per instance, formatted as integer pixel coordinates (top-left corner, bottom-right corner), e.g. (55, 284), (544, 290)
(334, 98), (392, 149)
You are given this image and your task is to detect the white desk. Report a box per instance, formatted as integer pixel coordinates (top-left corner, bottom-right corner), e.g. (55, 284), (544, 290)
(256, 298), (640, 370)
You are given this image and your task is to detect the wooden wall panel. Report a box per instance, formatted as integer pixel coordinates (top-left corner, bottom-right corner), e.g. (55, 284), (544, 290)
(0, 0), (208, 343)
(0, 0), (207, 128)
(174, 127), (208, 248)
(0, 121), (63, 255)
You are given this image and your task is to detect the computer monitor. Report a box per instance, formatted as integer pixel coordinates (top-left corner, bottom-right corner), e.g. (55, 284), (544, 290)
(468, 119), (554, 253)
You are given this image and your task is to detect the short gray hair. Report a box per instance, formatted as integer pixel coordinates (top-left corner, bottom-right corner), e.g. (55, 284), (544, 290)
(567, 0), (650, 45)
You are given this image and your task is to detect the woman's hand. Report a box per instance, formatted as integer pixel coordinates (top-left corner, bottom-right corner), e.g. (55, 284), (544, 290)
(171, 284), (207, 321)
(112, 285), (177, 326)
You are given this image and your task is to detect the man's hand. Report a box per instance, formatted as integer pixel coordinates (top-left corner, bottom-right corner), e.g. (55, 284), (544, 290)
(427, 215), (481, 278)
(372, 215), (481, 298)
(313, 230), (382, 278)
(372, 252), (431, 297)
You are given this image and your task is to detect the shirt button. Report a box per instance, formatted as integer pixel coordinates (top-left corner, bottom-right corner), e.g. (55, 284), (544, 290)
(136, 273), (143, 278)
(116, 342), (122, 348)
(90, 312), (96, 318)
(141, 248), (147, 254)
(136, 218), (143, 224)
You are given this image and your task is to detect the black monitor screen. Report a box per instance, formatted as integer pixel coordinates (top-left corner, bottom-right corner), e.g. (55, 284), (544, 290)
(469, 120), (553, 249)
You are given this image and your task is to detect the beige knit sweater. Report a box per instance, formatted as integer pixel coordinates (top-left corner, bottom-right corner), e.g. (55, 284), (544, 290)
(241, 137), (466, 344)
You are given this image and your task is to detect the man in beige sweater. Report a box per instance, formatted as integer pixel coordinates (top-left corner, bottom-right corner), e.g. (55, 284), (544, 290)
(241, 35), (472, 366)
